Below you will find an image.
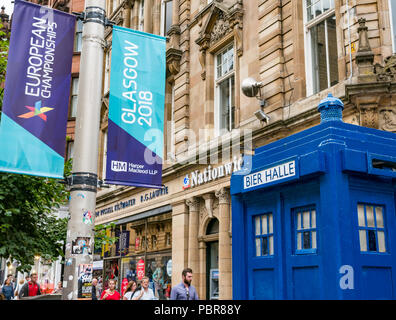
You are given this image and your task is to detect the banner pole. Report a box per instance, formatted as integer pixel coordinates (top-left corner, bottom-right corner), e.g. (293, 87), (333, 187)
(62, 0), (106, 300)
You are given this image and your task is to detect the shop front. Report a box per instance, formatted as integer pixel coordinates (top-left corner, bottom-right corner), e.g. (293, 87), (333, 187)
(96, 191), (173, 300)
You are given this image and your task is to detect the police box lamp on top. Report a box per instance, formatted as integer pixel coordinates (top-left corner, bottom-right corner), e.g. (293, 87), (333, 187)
(241, 77), (269, 124)
(317, 93), (344, 123)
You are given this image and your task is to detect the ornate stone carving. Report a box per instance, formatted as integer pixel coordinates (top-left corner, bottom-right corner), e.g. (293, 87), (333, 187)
(215, 187), (230, 204)
(195, 1), (243, 79)
(375, 54), (396, 82)
(202, 193), (215, 218)
(380, 109), (396, 132)
(360, 107), (378, 129)
(210, 11), (230, 45)
(186, 197), (201, 212)
(166, 47), (182, 76)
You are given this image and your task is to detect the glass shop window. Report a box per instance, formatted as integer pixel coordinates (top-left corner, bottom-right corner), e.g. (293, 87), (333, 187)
(357, 204), (387, 253)
(254, 213), (274, 257)
(294, 207), (317, 254)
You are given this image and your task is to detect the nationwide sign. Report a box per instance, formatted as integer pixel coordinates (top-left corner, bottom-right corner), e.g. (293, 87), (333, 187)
(0, 0), (75, 178)
(183, 156), (243, 190)
(105, 26), (166, 188)
(243, 160), (296, 189)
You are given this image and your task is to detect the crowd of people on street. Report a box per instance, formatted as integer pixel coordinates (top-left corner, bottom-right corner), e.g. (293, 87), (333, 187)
(0, 272), (43, 300)
(0, 267), (199, 300)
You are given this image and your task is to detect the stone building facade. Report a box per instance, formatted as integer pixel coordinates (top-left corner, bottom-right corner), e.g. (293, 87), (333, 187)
(95, 0), (396, 300)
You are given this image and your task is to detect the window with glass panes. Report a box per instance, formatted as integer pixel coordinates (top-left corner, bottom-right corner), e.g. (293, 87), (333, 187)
(254, 213), (274, 257)
(215, 45), (235, 133)
(295, 207), (317, 253)
(357, 204), (387, 253)
(70, 77), (79, 118)
(389, 0), (396, 53)
(161, 0), (173, 37)
(305, 0), (338, 95)
(74, 20), (83, 52)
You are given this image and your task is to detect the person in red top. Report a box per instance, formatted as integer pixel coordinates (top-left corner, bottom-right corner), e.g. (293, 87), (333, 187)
(100, 279), (120, 300)
(19, 273), (42, 298)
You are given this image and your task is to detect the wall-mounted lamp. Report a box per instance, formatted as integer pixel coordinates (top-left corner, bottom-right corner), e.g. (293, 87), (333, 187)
(241, 77), (270, 124)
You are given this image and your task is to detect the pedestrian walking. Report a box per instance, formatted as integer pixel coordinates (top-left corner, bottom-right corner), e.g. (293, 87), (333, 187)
(19, 272), (42, 298)
(53, 281), (63, 294)
(122, 280), (137, 300)
(14, 276), (29, 300)
(91, 278), (99, 300)
(170, 268), (199, 300)
(100, 279), (120, 300)
(132, 277), (156, 300)
(1, 277), (15, 300)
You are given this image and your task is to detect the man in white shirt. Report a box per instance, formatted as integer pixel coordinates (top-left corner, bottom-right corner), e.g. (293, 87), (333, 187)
(132, 277), (156, 300)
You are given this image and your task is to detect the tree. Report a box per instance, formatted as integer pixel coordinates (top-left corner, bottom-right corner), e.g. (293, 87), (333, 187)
(94, 222), (119, 254)
(0, 161), (72, 272)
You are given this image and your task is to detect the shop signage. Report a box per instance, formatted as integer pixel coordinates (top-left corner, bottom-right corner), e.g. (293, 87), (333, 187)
(244, 160), (296, 189)
(183, 156), (243, 190)
(95, 186), (168, 217)
(137, 259), (145, 280)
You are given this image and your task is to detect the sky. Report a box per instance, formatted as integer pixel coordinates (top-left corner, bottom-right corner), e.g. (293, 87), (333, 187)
(0, 0), (14, 16)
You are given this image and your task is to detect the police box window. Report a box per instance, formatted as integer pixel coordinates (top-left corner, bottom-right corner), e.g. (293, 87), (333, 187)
(254, 213), (274, 257)
(294, 207), (317, 254)
(357, 204), (387, 253)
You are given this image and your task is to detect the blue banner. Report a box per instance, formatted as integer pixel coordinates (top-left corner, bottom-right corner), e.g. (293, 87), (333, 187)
(0, 0), (75, 178)
(106, 26), (166, 188)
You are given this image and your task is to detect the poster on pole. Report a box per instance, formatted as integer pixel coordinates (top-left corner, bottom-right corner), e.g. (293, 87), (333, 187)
(106, 26), (166, 188)
(0, 0), (76, 178)
(78, 264), (93, 299)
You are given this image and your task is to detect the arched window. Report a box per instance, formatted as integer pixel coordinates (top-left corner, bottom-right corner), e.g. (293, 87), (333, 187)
(206, 218), (219, 235)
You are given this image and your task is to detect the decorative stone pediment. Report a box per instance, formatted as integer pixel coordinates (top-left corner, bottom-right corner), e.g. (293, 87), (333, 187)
(196, 1), (243, 52)
(195, 0), (243, 79)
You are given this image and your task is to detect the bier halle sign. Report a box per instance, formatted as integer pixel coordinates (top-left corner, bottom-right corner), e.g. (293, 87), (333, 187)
(244, 160), (297, 189)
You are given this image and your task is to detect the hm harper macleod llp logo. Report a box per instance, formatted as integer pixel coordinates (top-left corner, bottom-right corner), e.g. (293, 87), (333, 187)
(18, 100), (53, 121)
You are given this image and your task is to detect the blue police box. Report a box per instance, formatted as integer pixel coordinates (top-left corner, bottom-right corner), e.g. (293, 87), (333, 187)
(230, 94), (396, 299)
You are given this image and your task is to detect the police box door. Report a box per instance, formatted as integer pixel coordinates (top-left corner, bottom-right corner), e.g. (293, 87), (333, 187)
(350, 187), (396, 299)
(246, 190), (282, 299)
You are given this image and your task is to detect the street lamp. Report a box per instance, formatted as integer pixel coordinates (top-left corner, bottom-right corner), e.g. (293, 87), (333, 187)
(241, 77), (270, 124)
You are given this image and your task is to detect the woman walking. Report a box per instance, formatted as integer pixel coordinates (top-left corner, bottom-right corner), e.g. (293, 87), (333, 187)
(122, 281), (137, 300)
(100, 279), (120, 300)
(1, 278), (14, 300)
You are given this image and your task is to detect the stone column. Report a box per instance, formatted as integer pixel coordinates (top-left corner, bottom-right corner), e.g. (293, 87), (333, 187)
(171, 200), (189, 287)
(144, 0), (153, 33)
(215, 187), (232, 300)
(198, 240), (207, 300)
(153, 0), (161, 35)
(131, 0), (140, 29)
(122, 0), (132, 28)
(186, 197), (201, 289)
